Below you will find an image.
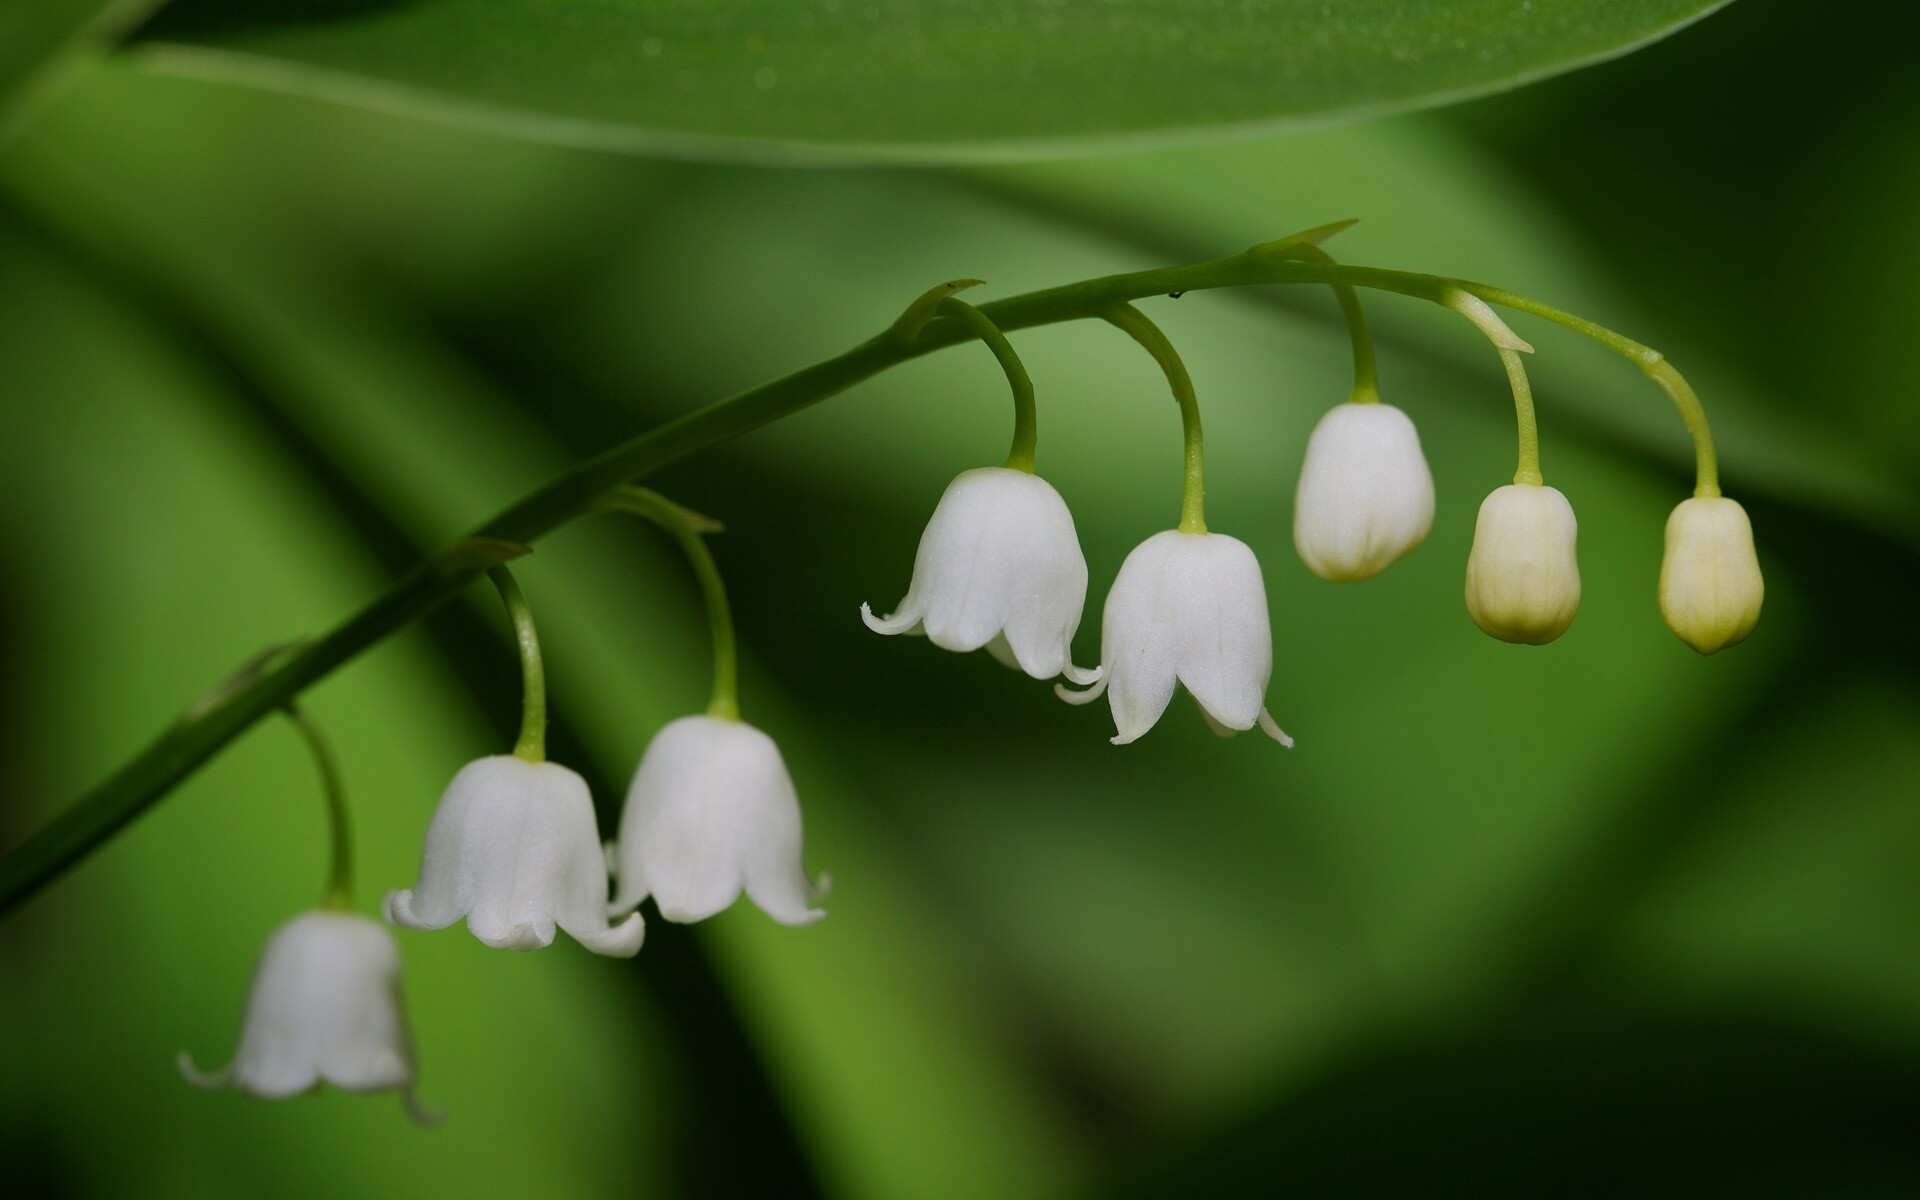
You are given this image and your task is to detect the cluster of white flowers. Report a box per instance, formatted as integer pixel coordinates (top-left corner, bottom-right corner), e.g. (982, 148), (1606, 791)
(865, 467), (1292, 745)
(1294, 399), (1762, 651)
(184, 556), (823, 1120)
(171, 272), (1765, 1126)
(866, 389), (1764, 749)
(385, 716), (824, 950)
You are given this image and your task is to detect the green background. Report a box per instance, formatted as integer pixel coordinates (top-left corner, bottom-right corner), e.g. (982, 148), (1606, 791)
(4, 0), (1919, 1196)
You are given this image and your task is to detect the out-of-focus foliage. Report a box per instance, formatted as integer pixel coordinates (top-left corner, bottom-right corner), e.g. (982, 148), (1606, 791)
(2, 0), (1918, 1197)
(129, 0), (1732, 162)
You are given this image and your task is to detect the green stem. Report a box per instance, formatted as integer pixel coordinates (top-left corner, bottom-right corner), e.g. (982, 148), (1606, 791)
(0, 237), (1722, 915)
(488, 565), (546, 762)
(1281, 243), (1379, 403)
(1497, 348), (1544, 486)
(1104, 303), (1207, 535)
(937, 297), (1037, 472)
(598, 487), (741, 721)
(283, 704), (352, 911)
(1251, 258), (1719, 496)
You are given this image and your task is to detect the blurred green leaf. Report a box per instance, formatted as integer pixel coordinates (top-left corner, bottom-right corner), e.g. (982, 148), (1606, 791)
(0, 0), (160, 133)
(0, 222), (668, 1200)
(130, 0), (1733, 163)
(0, 84), (1086, 1195)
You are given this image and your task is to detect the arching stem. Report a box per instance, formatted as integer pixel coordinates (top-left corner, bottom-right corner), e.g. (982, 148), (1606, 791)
(283, 704), (352, 911)
(1104, 303), (1207, 534)
(1280, 243), (1379, 404)
(936, 297), (1038, 472)
(598, 487), (741, 721)
(0, 229), (1736, 916)
(1444, 288), (1544, 485)
(487, 565), (547, 761)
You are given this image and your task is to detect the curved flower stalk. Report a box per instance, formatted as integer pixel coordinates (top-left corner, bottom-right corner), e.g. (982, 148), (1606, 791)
(862, 466), (1099, 683)
(611, 716), (827, 925)
(1293, 402), (1435, 581)
(1660, 495), (1763, 654)
(1061, 530), (1292, 745)
(181, 910), (435, 1123)
(385, 754), (645, 956)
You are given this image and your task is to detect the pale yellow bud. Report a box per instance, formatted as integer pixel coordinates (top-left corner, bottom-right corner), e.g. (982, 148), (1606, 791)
(1659, 495), (1763, 655)
(1465, 483), (1580, 645)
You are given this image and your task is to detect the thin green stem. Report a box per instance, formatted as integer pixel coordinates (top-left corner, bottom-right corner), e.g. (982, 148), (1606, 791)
(283, 704), (352, 911)
(936, 297), (1037, 472)
(1644, 360), (1720, 497)
(1104, 303), (1207, 534)
(599, 487), (741, 721)
(1252, 258), (1719, 495)
(487, 565), (547, 762)
(1441, 288), (1545, 485)
(1280, 243), (1378, 403)
(1497, 348), (1543, 486)
(0, 234), (1726, 915)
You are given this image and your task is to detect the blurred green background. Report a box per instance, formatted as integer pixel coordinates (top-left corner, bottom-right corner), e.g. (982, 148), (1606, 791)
(4, 1), (1919, 1196)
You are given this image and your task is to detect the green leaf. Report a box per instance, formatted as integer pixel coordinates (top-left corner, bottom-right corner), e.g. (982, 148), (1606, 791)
(130, 0), (1733, 163)
(0, 0), (161, 133)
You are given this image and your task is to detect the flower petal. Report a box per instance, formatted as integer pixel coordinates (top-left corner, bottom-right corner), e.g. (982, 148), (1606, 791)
(1055, 674), (1108, 705)
(177, 1050), (232, 1090)
(1171, 533), (1272, 732)
(564, 910), (645, 957)
(859, 601), (923, 637)
(382, 888), (452, 933)
(1257, 708), (1295, 748)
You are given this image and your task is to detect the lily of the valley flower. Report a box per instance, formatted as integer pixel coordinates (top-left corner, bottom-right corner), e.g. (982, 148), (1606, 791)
(862, 467), (1099, 684)
(181, 910), (433, 1122)
(611, 715), (826, 925)
(386, 755), (644, 956)
(1660, 495), (1763, 654)
(1060, 530), (1292, 746)
(1293, 402), (1435, 582)
(1465, 483), (1581, 644)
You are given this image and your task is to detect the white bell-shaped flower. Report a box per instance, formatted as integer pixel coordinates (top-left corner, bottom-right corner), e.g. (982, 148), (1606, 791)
(1465, 482), (1581, 644)
(385, 755), (643, 956)
(1059, 530), (1292, 746)
(862, 466), (1099, 683)
(611, 715), (826, 926)
(180, 910), (433, 1121)
(1293, 402), (1436, 582)
(1660, 495), (1764, 654)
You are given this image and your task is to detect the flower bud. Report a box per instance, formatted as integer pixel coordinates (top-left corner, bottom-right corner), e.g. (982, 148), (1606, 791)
(1660, 495), (1763, 654)
(1293, 402), (1435, 582)
(1465, 483), (1580, 645)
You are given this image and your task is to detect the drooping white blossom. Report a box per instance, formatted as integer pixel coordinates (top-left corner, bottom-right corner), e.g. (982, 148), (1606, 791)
(1293, 402), (1436, 582)
(385, 755), (643, 956)
(180, 910), (433, 1121)
(862, 467), (1099, 683)
(1660, 495), (1763, 654)
(1059, 529), (1292, 746)
(1464, 483), (1581, 645)
(610, 715), (826, 926)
